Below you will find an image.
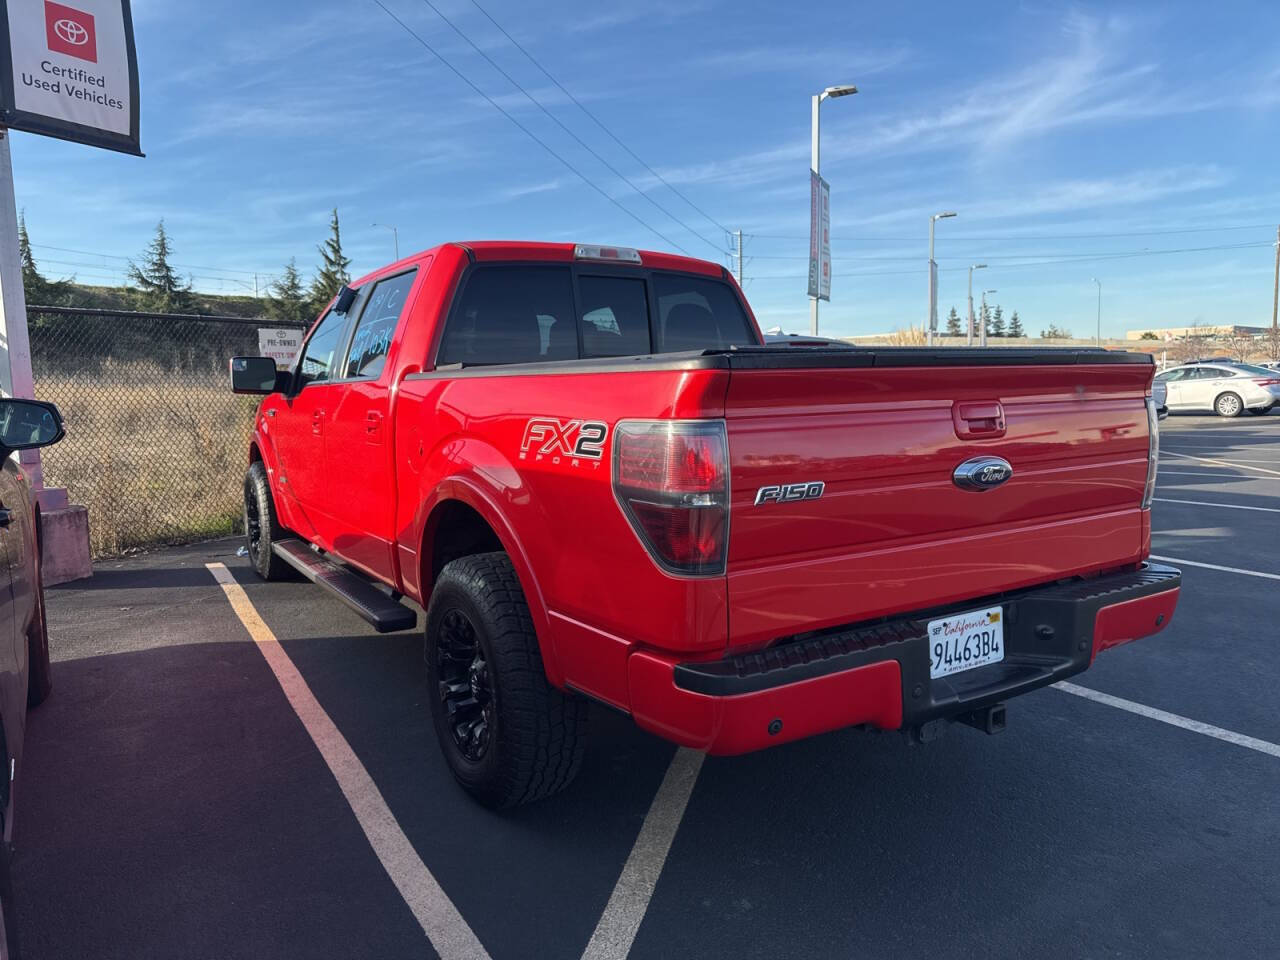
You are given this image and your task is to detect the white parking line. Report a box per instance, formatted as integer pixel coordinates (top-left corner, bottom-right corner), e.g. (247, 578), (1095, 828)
(581, 747), (705, 960)
(1162, 450), (1280, 477)
(1150, 554), (1280, 581)
(206, 564), (491, 960)
(1153, 497), (1280, 513)
(1054, 682), (1280, 760)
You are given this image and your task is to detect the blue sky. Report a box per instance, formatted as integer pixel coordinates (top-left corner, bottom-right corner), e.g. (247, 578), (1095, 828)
(12, 0), (1280, 337)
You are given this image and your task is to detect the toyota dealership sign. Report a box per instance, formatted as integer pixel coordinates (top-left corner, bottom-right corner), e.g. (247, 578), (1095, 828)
(0, 0), (140, 155)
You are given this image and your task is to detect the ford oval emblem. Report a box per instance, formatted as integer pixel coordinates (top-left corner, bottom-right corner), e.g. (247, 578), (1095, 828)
(953, 456), (1013, 492)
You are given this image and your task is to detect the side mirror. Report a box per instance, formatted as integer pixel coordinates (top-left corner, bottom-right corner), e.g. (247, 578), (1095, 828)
(0, 399), (64, 451)
(230, 356), (283, 395)
(334, 284), (357, 314)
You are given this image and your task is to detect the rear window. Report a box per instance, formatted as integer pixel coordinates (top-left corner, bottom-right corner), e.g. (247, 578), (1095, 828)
(577, 276), (650, 357)
(652, 273), (756, 353)
(1231, 363), (1278, 377)
(438, 267), (576, 366)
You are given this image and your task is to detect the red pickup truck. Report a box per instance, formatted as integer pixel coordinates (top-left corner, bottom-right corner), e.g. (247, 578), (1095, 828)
(231, 241), (1180, 808)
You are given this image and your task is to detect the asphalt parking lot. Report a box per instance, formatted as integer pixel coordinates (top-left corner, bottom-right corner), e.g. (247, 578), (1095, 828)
(12, 413), (1280, 960)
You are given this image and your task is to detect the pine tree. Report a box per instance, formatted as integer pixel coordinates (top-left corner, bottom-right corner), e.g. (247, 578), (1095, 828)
(989, 305), (1006, 338)
(945, 307), (962, 337)
(127, 220), (193, 312)
(267, 259), (312, 324)
(980, 303), (991, 338)
(1008, 311), (1024, 338)
(17, 211), (46, 304)
(310, 208), (352, 308)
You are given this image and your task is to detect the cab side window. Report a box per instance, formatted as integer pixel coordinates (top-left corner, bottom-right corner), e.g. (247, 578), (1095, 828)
(344, 270), (417, 379)
(438, 267), (576, 366)
(297, 308), (351, 386)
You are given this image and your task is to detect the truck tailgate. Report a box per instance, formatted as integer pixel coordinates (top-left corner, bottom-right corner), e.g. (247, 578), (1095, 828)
(723, 349), (1154, 651)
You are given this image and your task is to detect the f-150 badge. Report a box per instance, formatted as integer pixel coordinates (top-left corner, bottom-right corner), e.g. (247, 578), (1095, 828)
(754, 481), (825, 505)
(520, 418), (608, 468)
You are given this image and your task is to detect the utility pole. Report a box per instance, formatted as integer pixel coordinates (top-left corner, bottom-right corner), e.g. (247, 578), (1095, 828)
(980, 290), (997, 347)
(927, 211), (956, 346)
(1272, 224), (1279, 337)
(1093, 277), (1102, 347)
(733, 229), (744, 287)
(967, 264), (986, 347)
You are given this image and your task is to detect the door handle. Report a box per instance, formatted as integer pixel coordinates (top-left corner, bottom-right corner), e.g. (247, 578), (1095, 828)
(365, 411), (383, 443)
(311, 409), (325, 435)
(953, 400), (1007, 439)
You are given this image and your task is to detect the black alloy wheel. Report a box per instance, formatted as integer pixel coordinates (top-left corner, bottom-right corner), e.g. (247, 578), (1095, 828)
(435, 608), (494, 762)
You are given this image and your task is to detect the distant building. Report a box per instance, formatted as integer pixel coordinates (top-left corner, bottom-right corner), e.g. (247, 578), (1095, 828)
(1125, 324), (1270, 341)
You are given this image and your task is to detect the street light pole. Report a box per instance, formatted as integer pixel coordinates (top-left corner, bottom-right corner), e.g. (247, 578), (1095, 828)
(1092, 277), (1102, 346)
(373, 222), (399, 261)
(810, 84), (856, 336)
(980, 289), (997, 347)
(927, 211), (957, 346)
(967, 264), (987, 347)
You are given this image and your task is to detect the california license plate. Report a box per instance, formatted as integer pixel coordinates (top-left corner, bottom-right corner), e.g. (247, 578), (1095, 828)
(927, 606), (1005, 679)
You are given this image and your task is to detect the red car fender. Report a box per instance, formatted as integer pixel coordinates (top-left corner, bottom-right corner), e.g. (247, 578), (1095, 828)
(247, 415), (303, 535)
(413, 468), (566, 690)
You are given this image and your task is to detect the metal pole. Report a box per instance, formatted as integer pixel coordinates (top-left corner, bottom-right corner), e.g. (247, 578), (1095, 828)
(393, 226), (399, 261)
(1094, 278), (1102, 346)
(0, 130), (42, 491)
(810, 94), (820, 336)
(1272, 225), (1279, 337)
(928, 217), (936, 346)
(734, 229), (744, 286)
(967, 267), (975, 347)
(980, 291), (987, 347)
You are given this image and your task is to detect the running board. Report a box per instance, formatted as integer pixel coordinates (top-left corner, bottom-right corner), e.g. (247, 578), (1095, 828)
(271, 539), (417, 633)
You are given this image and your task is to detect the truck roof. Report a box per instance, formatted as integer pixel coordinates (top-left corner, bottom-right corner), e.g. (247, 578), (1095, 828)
(350, 241), (727, 289)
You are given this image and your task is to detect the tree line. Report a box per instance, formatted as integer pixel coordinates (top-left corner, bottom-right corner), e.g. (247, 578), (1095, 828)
(19, 209), (354, 323)
(942, 305), (1026, 338)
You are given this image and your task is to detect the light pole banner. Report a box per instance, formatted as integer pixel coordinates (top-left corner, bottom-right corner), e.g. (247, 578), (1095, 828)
(808, 171), (830, 301)
(0, 0), (141, 155)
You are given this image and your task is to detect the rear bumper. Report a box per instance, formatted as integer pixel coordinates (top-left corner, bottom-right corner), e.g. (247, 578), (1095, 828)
(627, 562), (1181, 755)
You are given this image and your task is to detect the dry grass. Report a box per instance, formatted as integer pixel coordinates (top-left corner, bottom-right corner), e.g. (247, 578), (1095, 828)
(886, 325), (928, 346)
(34, 360), (258, 557)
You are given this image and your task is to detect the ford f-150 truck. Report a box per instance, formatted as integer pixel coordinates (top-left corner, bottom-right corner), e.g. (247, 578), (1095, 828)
(230, 241), (1181, 808)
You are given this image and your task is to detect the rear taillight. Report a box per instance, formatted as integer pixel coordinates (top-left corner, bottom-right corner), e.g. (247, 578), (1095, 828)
(1142, 397), (1159, 509)
(613, 420), (729, 576)
(1253, 378), (1280, 386)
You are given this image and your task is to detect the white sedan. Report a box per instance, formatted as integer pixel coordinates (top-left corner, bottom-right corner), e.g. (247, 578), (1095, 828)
(1155, 362), (1280, 417)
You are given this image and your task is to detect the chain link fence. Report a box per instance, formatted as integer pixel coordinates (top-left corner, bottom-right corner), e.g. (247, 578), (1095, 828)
(27, 306), (308, 557)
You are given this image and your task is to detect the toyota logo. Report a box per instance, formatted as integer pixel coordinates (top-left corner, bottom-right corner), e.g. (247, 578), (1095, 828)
(53, 18), (89, 45)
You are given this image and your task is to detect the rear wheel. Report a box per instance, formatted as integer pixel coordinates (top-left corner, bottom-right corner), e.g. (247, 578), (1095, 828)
(243, 462), (293, 580)
(425, 552), (587, 808)
(1214, 392), (1243, 418)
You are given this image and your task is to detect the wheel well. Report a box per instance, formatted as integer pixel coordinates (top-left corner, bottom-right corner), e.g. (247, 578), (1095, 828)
(249, 443), (263, 465)
(425, 501), (503, 588)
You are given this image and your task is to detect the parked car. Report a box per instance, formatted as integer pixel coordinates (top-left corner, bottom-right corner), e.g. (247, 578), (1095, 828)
(231, 241), (1179, 808)
(1154, 362), (1280, 416)
(763, 333), (853, 347)
(0, 398), (64, 957)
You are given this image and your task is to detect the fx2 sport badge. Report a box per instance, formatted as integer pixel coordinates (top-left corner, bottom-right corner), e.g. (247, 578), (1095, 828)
(520, 418), (609, 469)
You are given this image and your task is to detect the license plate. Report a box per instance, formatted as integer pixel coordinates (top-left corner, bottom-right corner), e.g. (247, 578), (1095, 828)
(927, 606), (1005, 679)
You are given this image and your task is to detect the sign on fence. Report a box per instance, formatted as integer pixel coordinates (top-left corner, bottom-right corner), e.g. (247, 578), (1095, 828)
(258, 327), (300, 366)
(1, 0), (142, 155)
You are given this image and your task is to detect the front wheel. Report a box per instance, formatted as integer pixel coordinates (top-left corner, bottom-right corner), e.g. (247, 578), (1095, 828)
(425, 552), (587, 808)
(1215, 392), (1244, 418)
(243, 462), (293, 580)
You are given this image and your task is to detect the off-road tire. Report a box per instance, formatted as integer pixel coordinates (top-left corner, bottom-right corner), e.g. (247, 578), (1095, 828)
(1214, 392), (1244, 418)
(243, 462), (293, 581)
(425, 552), (587, 808)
